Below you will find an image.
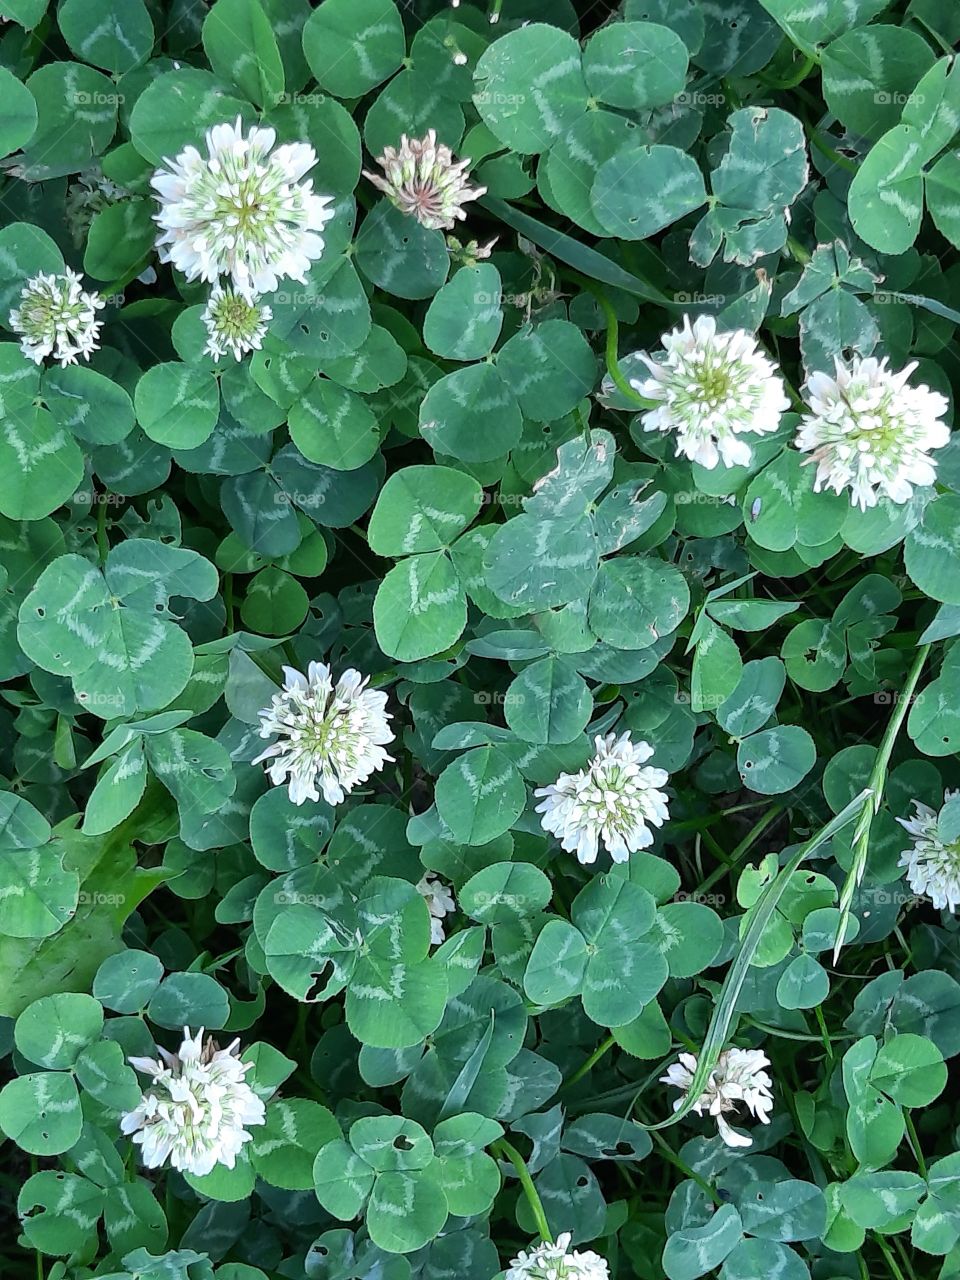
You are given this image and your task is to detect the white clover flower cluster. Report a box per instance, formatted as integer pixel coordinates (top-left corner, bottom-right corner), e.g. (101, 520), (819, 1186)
(150, 116), (335, 361)
(120, 1027), (265, 1177)
(363, 128), (485, 231)
(535, 732), (669, 866)
(624, 317), (950, 510)
(201, 284), (272, 363)
(898, 793), (960, 913)
(254, 661), (394, 806)
(417, 872), (456, 944)
(660, 1047), (774, 1148)
(9, 268), (105, 367)
(506, 1232), (609, 1280)
(629, 315), (790, 470)
(796, 356), (950, 511)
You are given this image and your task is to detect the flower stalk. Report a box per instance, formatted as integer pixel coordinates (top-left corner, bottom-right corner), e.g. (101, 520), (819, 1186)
(493, 1138), (552, 1243)
(833, 643), (931, 958)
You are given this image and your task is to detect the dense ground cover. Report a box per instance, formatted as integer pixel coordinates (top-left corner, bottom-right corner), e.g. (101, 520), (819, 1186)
(3, 1), (960, 1278)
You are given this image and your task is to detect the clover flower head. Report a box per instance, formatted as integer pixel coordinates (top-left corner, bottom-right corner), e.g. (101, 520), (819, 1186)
(795, 355), (950, 511)
(660, 1047), (774, 1148)
(151, 116), (335, 298)
(446, 233), (498, 265)
(9, 269), (104, 367)
(201, 283), (271, 362)
(253, 661), (394, 806)
(629, 314), (789, 470)
(120, 1027), (265, 1176)
(65, 170), (129, 247)
(506, 1232), (609, 1280)
(363, 128), (486, 231)
(416, 872), (456, 945)
(898, 792), (960, 913)
(534, 732), (670, 866)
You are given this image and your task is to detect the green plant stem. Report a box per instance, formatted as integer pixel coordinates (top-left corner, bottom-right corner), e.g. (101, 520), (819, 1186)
(568, 1072), (674, 1114)
(30, 1156), (42, 1280)
(729, 804), (786, 856)
(891, 291), (960, 328)
(813, 1005), (834, 1062)
(786, 235), (812, 265)
(762, 51), (816, 88)
(904, 1111), (927, 1180)
(869, 644), (930, 795)
(787, 32), (820, 63)
(287, 1003), (309, 1059)
(401, 749), (414, 806)
(651, 1131), (721, 1205)
(834, 644), (931, 958)
(165, 1177), (175, 1242)
(667, 800), (770, 837)
(804, 123), (858, 175)
(562, 1034), (615, 1091)
(911, 11), (955, 54)
(96, 498), (109, 565)
(224, 572), (235, 631)
(874, 1233), (908, 1280)
(493, 1139), (551, 1242)
(696, 804), (784, 895)
(778, 1083), (834, 1195)
(577, 400), (592, 445)
(893, 1237), (919, 1280)
(894, 924), (915, 969)
(699, 825), (731, 869)
(100, 254), (153, 299)
(743, 1016), (854, 1043)
(579, 280), (648, 408)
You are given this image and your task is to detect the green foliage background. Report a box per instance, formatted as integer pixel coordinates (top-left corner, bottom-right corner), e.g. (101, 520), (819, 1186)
(2, 0), (960, 1277)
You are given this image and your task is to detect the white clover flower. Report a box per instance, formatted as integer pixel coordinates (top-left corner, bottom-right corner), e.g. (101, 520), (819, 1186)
(202, 284), (271, 362)
(660, 1047), (774, 1149)
(506, 1232), (609, 1280)
(897, 793), (960, 913)
(629, 315), (789, 470)
(363, 129), (486, 231)
(9, 269), (104, 367)
(151, 116), (335, 298)
(120, 1027), (265, 1177)
(796, 356), (950, 511)
(416, 872), (456, 945)
(534, 732), (669, 866)
(253, 661), (394, 806)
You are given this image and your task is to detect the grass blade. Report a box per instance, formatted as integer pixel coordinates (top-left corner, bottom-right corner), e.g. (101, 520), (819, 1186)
(639, 788), (872, 1131)
(480, 196), (676, 308)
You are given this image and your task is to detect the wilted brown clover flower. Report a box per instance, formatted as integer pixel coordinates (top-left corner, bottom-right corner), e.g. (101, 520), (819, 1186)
(446, 233), (498, 266)
(363, 129), (486, 231)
